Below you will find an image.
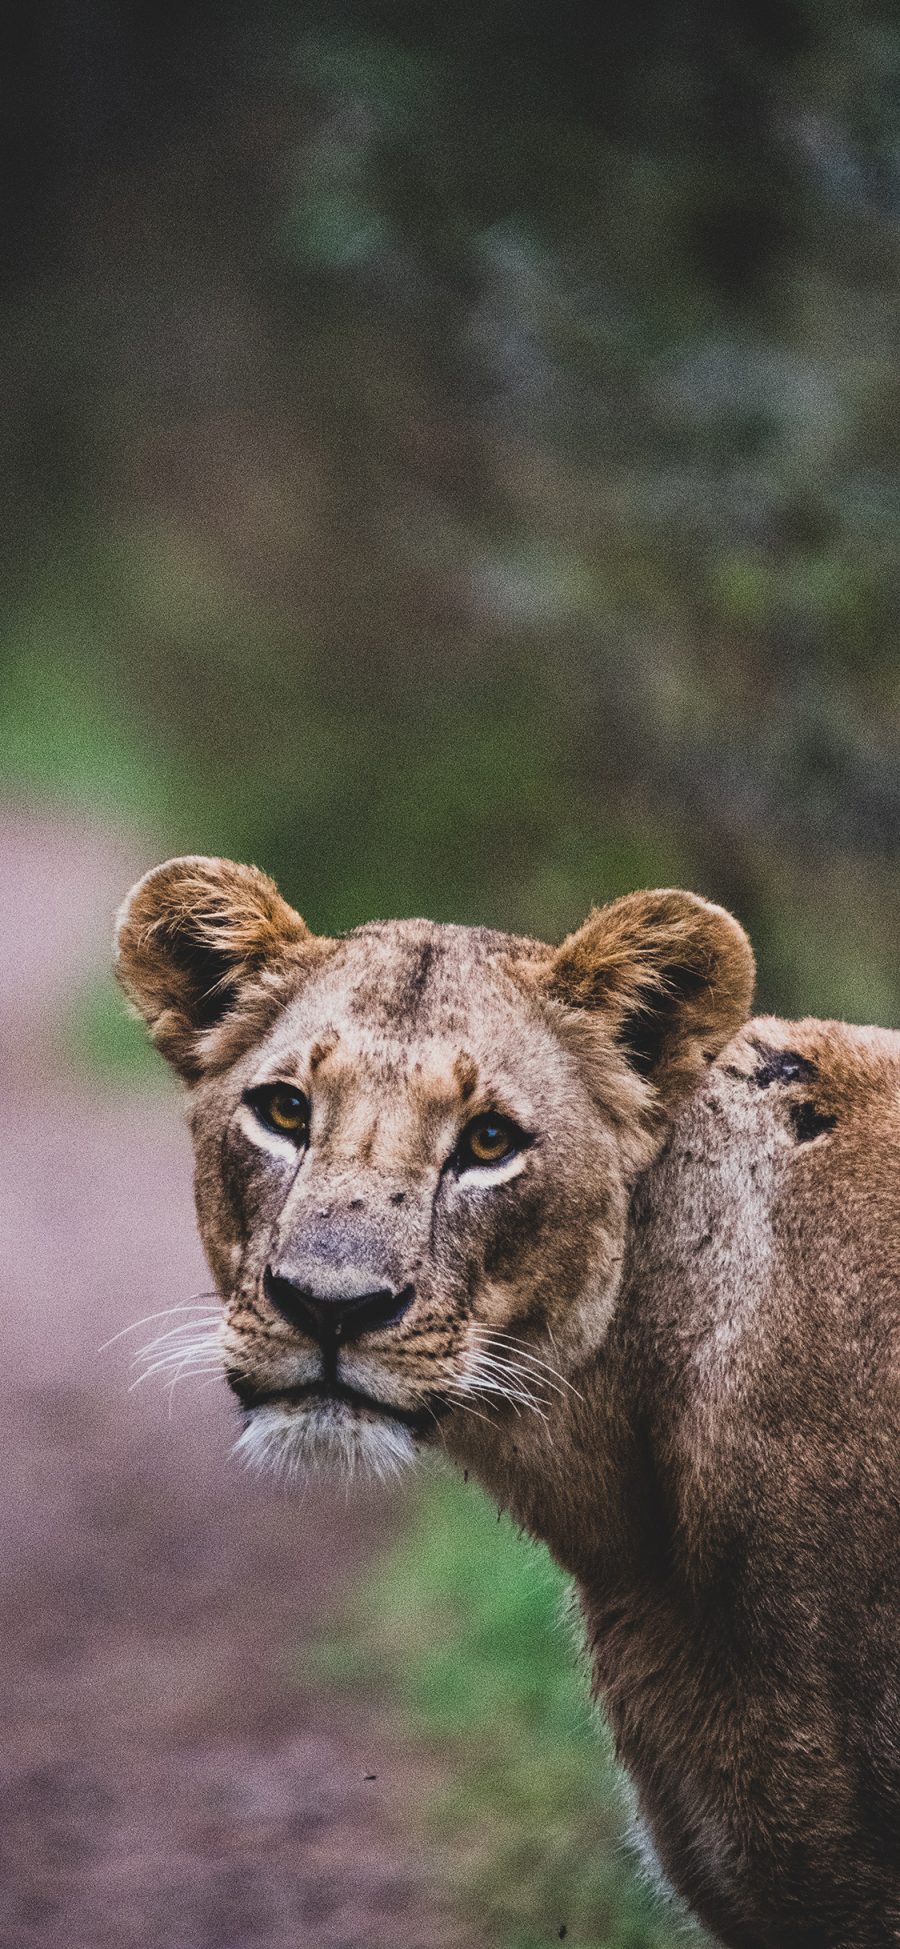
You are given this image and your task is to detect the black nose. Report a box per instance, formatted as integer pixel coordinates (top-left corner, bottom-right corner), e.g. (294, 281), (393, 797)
(263, 1267), (414, 1347)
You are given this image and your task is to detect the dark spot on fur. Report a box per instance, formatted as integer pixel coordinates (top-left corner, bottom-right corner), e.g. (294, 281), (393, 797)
(390, 1190), (406, 1206)
(750, 1040), (817, 1089)
(309, 1033), (338, 1071)
(454, 1052), (478, 1100)
(348, 1197), (364, 1210)
(396, 939), (436, 1022)
(790, 1100), (837, 1144)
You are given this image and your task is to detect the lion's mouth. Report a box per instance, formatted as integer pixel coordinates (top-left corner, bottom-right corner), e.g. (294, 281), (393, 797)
(228, 1370), (443, 1436)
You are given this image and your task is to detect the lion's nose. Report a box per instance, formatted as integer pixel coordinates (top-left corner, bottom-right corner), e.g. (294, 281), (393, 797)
(263, 1266), (414, 1346)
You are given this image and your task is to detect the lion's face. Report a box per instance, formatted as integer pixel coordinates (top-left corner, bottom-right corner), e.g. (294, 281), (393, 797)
(116, 857), (753, 1481)
(188, 921), (637, 1479)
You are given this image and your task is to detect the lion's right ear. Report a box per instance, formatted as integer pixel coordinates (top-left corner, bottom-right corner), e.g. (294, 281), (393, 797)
(114, 855), (311, 1080)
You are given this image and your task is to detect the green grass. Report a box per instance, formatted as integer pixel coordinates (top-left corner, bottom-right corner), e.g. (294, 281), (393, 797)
(311, 1470), (706, 1948)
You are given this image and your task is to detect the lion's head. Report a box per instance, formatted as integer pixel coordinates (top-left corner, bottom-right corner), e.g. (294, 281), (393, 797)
(115, 857), (753, 1481)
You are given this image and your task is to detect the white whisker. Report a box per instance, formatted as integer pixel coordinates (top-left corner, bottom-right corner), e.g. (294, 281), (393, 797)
(449, 1351), (551, 1423)
(467, 1326), (584, 1400)
(462, 1347), (551, 1400)
(128, 1341), (224, 1392)
(128, 1318), (221, 1362)
(130, 1343), (222, 1375)
(163, 1358), (226, 1416)
(463, 1348), (549, 1395)
(460, 1367), (542, 1412)
(467, 1349), (569, 1401)
(130, 1329), (222, 1364)
(455, 1384), (549, 1426)
(469, 1323), (574, 1371)
(98, 1295), (222, 1355)
(439, 1390), (494, 1427)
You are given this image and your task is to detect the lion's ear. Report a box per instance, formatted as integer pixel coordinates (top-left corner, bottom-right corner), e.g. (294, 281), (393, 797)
(544, 889), (754, 1110)
(115, 855), (310, 1080)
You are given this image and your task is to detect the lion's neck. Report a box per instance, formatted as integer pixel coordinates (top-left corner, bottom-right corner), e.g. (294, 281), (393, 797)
(451, 1323), (646, 1592)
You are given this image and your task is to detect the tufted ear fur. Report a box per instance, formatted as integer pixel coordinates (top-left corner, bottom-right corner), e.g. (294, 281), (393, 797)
(544, 889), (754, 1114)
(115, 855), (311, 1081)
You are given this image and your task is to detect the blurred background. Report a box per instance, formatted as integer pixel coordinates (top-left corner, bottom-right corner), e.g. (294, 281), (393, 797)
(3, 4), (899, 1946)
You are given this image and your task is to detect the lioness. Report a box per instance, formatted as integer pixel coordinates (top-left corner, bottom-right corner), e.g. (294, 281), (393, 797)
(116, 855), (900, 1947)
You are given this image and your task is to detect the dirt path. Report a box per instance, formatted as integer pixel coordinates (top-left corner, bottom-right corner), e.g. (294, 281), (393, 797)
(0, 807), (466, 1949)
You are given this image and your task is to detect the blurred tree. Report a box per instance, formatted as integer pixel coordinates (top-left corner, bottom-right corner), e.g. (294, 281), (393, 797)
(2, 0), (899, 1021)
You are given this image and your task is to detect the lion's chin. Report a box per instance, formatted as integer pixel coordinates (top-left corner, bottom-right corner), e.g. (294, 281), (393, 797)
(232, 1399), (421, 1484)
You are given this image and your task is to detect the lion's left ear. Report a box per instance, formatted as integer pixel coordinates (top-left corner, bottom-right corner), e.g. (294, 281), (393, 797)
(542, 888), (755, 1110)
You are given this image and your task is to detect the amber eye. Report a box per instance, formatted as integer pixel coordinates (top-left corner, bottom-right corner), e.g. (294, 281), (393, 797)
(249, 1084), (310, 1142)
(457, 1113), (525, 1171)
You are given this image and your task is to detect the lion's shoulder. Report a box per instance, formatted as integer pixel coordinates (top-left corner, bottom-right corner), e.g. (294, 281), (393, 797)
(653, 1009), (900, 1203)
(625, 1012), (900, 1398)
(714, 1012), (900, 1131)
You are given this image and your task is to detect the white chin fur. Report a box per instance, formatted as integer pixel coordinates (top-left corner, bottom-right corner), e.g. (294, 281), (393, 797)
(232, 1401), (419, 1484)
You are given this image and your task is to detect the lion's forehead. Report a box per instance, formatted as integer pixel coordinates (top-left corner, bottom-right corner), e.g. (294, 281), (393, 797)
(252, 920), (556, 1096)
(332, 918), (540, 1025)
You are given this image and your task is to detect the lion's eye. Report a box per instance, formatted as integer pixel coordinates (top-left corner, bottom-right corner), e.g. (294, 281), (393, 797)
(457, 1113), (524, 1170)
(248, 1084), (310, 1142)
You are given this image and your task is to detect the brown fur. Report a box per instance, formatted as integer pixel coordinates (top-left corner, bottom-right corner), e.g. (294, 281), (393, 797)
(116, 858), (900, 1946)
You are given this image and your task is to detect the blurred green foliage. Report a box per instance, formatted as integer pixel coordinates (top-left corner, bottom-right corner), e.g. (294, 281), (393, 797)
(313, 1472), (705, 1947)
(3, 0), (899, 1023)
